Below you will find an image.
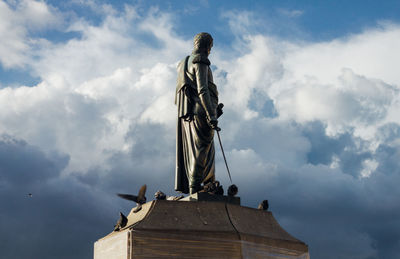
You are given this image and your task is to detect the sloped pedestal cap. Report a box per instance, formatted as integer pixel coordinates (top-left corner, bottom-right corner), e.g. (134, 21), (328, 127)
(94, 199), (309, 259)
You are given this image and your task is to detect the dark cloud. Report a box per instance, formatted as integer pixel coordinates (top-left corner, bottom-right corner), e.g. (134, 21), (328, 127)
(236, 161), (400, 259)
(302, 121), (351, 165)
(219, 118), (400, 259)
(301, 121), (374, 177)
(248, 89), (278, 118)
(0, 135), (68, 184)
(0, 136), (119, 259)
(2, 119), (399, 259)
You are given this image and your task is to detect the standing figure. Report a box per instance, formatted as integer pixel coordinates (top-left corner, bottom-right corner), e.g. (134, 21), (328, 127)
(175, 32), (222, 194)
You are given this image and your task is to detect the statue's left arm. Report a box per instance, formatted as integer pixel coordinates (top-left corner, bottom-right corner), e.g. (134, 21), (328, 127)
(193, 61), (218, 129)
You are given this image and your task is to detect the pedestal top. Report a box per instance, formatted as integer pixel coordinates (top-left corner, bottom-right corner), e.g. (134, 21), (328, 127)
(180, 192), (240, 204)
(99, 197), (308, 253)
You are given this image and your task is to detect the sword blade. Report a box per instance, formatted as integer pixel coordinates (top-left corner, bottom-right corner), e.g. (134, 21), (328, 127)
(216, 130), (233, 183)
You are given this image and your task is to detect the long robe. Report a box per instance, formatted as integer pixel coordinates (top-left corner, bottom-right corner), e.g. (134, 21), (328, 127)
(175, 53), (218, 194)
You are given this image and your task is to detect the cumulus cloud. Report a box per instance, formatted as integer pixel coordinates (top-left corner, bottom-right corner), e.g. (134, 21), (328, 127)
(0, 0), (61, 68)
(1, 1), (400, 259)
(0, 135), (122, 259)
(0, 2), (189, 174)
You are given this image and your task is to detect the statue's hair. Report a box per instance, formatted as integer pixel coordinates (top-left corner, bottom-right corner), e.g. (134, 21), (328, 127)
(193, 32), (213, 51)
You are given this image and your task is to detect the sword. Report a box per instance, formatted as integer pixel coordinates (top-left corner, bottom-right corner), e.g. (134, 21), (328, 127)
(215, 128), (233, 183)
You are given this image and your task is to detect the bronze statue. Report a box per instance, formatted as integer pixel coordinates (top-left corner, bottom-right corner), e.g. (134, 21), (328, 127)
(175, 32), (223, 194)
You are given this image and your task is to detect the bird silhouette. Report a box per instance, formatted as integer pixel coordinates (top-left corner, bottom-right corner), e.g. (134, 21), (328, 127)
(117, 184), (147, 213)
(202, 181), (223, 195)
(113, 212), (128, 231)
(154, 190), (166, 200)
(227, 184), (238, 196)
(214, 181), (224, 195)
(258, 200), (269, 211)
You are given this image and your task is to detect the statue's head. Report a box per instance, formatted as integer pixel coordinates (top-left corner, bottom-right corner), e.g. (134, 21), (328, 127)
(193, 32), (213, 55)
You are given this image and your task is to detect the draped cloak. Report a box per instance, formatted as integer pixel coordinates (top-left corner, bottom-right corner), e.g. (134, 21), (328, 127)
(175, 54), (218, 194)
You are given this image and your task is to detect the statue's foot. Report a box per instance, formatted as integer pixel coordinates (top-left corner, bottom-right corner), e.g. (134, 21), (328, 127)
(190, 186), (201, 195)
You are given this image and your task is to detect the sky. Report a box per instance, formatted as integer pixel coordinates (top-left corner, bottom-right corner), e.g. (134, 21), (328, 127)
(1, 0), (400, 258)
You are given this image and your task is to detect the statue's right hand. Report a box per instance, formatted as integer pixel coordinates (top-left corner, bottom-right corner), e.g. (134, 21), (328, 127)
(208, 117), (219, 130)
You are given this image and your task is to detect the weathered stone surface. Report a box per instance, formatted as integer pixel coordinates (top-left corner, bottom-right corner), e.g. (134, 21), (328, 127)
(94, 230), (128, 259)
(227, 203), (308, 256)
(181, 192), (240, 204)
(94, 198), (309, 259)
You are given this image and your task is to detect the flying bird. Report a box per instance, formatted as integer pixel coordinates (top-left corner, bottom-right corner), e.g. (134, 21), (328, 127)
(113, 212), (128, 231)
(258, 200), (269, 211)
(117, 184), (147, 213)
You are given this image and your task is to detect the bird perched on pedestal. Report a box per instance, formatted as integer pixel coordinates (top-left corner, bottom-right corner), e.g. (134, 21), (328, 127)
(258, 200), (269, 211)
(117, 184), (147, 213)
(202, 181), (224, 195)
(113, 212), (128, 231)
(227, 184), (238, 196)
(154, 190), (166, 200)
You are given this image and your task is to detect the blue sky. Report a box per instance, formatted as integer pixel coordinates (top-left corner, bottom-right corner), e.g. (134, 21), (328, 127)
(1, 1), (400, 259)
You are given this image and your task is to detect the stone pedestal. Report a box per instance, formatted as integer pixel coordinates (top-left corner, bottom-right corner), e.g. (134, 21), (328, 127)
(94, 197), (309, 259)
(180, 192), (240, 204)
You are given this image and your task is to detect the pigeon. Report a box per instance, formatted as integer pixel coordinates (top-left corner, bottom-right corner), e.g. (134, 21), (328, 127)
(113, 212), (128, 231)
(202, 182), (216, 193)
(202, 181), (223, 195)
(214, 181), (224, 195)
(227, 184), (238, 197)
(117, 184), (147, 213)
(154, 190), (166, 200)
(258, 200), (269, 211)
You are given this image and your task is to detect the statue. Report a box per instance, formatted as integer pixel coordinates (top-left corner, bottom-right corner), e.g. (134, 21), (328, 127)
(175, 32), (223, 194)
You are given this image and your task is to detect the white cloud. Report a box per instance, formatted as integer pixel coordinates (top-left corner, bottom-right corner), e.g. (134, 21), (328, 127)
(282, 23), (400, 87)
(218, 22), (400, 155)
(0, 0), (61, 68)
(2, 5), (395, 179)
(360, 159), (378, 178)
(0, 2), (189, 173)
(1, 1), (399, 184)
(16, 0), (61, 30)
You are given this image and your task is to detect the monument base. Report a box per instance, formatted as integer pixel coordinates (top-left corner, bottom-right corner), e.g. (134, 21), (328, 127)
(94, 197), (309, 259)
